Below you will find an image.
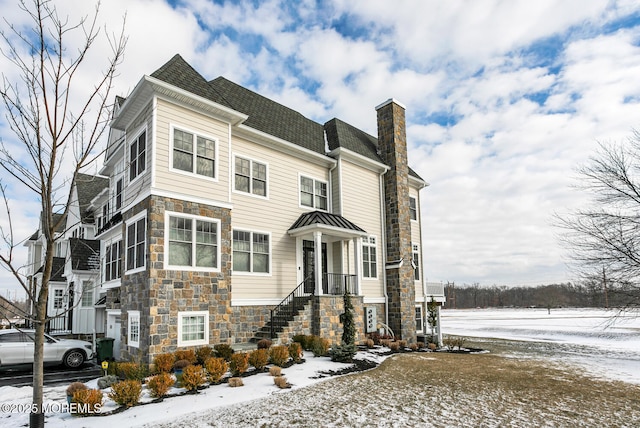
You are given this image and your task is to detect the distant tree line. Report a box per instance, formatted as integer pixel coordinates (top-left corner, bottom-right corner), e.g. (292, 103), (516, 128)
(443, 280), (638, 309)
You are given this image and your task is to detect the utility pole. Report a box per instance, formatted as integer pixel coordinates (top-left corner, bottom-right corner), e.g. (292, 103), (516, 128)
(602, 266), (609, 309)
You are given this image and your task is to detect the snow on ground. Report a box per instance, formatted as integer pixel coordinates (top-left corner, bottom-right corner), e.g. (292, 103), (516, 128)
(1, 308), (638, 427)
(441, 307), (640, 384)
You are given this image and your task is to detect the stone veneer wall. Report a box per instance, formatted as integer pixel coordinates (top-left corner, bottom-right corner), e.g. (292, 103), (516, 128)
(230, 305), (272, 343)
(120, 195), (233, 363)
(377, 100), (417, 343)
(311, 295), (365, 345)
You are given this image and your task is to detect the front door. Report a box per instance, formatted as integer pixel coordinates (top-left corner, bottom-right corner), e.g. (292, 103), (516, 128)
(106, 311), (121, 360)
(302, 240), (327, 293)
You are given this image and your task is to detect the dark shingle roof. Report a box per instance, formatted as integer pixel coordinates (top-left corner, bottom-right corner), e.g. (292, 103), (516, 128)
(289, 211), (366, 233)
(76, 173), (109, 223)
(42, 257), (66, 282)
(208, 77), (325, 154)
(324, 118), (424, 181)
(68, 238), (100, 271)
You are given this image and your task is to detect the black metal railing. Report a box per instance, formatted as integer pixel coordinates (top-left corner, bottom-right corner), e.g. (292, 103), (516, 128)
(323, 273), (356, 295)
(270, 277), (313, 338)
(25, 315), (69, 334)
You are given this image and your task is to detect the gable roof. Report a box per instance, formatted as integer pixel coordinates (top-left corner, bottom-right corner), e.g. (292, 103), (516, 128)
(68, 238), (100, 271)
(288, 210), (367, 238)
(36, 257), (66, 282)
(76, 173), (109, 223)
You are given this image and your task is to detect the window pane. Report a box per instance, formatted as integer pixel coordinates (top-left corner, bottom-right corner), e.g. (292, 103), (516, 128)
(197, 157), (215, 177)
(173, 150), (193, 172)
(196, 244), (216, 267)
(315, 195), (327, 210)
(301, 192), (313, 207)
(252, 178), (266, 196)
(170, 217), (192, 242)
(233, 251), (250, 271)
(235, 175), (249, 192)
(301, 177), (313, 193)
(233, 231), (250, 251)
(236, 157), (250, 176)
(253, 233), (269, 254)
(197, 137), (215, 160)
(253, 162), (266, 180)
(253, 253), (269, 273)
(196, 221), (217, 244)
(169, 242), (191, 265)
(174, 129), (193, 153)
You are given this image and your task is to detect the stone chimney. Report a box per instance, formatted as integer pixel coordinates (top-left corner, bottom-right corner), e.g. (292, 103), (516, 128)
(376, 99), (416, 342)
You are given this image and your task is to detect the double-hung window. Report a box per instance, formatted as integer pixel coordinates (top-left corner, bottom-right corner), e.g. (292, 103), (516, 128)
(167, 213), (219, 270)
(81, 281), (94, 307)
(172, 128), (216, 179)
(128, 311), (140, 348)
(129, 131), (146, 182)
(300, 176), (327, 210)
(234, 156), (267, 197)
(115, 178), (123, 210)
(409, 197), (418, 221)
(105, 240), (122, 282)
(126, 215), (146, 272)
(178, 311), (208, 346)
(413, 244), (420, 281)
(415, 306), (423, 331)
(53, 289), (64, 310)
(362, 236), (377, 279)
(233, 230), (270, 274)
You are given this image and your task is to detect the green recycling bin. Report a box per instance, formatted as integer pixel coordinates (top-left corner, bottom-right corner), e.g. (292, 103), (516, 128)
(96, 337), (114, 362)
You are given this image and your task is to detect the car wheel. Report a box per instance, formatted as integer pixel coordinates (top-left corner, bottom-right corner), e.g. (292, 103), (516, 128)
(63, 350), (85, 369)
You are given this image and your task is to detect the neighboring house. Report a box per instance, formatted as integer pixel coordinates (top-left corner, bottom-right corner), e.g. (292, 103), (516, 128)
(97, 54), (444, 362)
(24, 174), (108, 337)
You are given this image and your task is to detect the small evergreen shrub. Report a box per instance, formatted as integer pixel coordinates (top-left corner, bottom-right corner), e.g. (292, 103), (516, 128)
(248, 349), (269, 371)
(269, 366), (282, 377)
(72, 389), (103, 415)
(309, 336), (330, 357)
(97, 375), (120, 389)
(329, 343), (357, 363)
(409, 343), (418, 351)
(66, 382), (87, 398)
(398, 340), (407, 348)
(388, 341), (400, 352)
(368, 332), (381, 345)
(214, 343), (234, 361)
(288, 342), (303, 363)
(228, 377), (244, 387)
(229, 352), (249, 377)
(181, 365), (206, 392)
(428, 342), (437, 351)
(173, 359), (191, 371)
(363, 339), (375, 348)
(147, 372), (174, 398)
(292, 334), (309, 350)
(174, 349), (197, 364)
(117, 361), (148, 381)
(106, 361), (119, 376)
(417, 341), (425, 349)
(273, 376), (290, 389)
(153, 353), (175, 373)
(195, 346), (214, 365)
(204, 357), (228, 383)
(256, 338), (272, 349)
(108, 380), (141, 408)
(269, 345), (290, 367)
(380, 339), (391, 348)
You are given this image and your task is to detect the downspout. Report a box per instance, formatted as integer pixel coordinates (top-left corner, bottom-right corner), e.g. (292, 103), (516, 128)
(228, 122), (232, 203)
(379, 171), (389, 329)
(419, 187), (428, 336)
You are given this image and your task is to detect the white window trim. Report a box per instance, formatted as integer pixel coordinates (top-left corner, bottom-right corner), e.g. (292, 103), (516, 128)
(81, 281), (94, 307)
(103, 238), (123, 286)
(415, 305), (423, 332)
(128, 127), (147, 185)
(177, 310), (209, 347)
(164, 211), (221, 272)
(362, 235), (378, 280)
(169, 124), (219, 182)
(409, 196), (418, 222)
(412, 243), (420, 281)
(232, 153), (269, 199)
(298, 173), (328, 211)
(232, 228), (272, 276)
(125, 211), (147, 275)
(128, 310), (140, 348)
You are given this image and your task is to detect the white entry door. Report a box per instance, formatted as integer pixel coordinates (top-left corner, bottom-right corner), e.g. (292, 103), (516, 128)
(106, 311), (121, 360)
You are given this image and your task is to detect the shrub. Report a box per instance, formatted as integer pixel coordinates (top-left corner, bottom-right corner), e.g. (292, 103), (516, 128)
(380, 339), (391, 348)
(269, 345), (290, 367)
(106, 361), (119, 376)
(417, 341), (425, 349)
(273, 376), (290, 389)
(288, 342), (303, 363)
(66, 382), (87, 398)
(214, 343), (234, 361)
(428, 342), (437, 351)
(204, 357), (228, 383)
(256, 338), (272, 349)
(229, 352), (249, 377)
(147, 372), (174, 398)
(97, 375), (120, 389)
(181, 364), (206, 392)
(340, 292), (356, 345)
(388, 341), (400, 352)
(195, 346), (214, 365)
(174, 349), (197, 364)
(269, 366), (282, 377)
(173, 359), (191, 371)
(228, 377), (244, 387)
(363, 339), (375, 348)
(292, 334), (309, 350)
(72, 389), (103, 415)
(153, 353), (175, 373)
(398, 340), (407, 349)
(368, 331), (381, 345)
(118, 361), (148, 381)
(329, 343), (357, 363)
(248, 349), (269, 371)
(309, 336), (330, 357)
(409, 343), (418, 351)
(108, 380), (141, 408)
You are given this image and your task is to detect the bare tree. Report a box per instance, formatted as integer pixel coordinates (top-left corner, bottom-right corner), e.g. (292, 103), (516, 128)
(556, 132), (640, 309)
(0, 1), (125, 426)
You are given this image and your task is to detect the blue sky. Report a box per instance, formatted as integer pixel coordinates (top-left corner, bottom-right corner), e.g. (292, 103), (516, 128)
(1, 0), (640, 296)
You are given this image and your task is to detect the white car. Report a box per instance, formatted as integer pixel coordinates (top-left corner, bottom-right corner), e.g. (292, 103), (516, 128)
(0, 329), (94, 369)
